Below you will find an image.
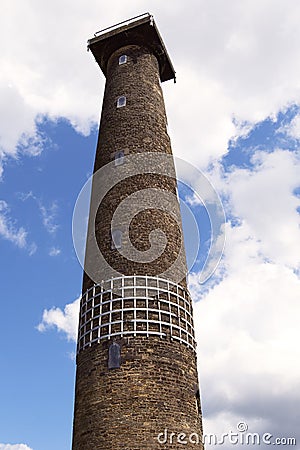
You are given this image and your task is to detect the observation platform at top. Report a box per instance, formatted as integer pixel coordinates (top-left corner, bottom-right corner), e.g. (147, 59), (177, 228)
(87, 12), (176, 83)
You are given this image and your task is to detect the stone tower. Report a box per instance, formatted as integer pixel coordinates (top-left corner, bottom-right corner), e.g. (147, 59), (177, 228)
(72, 13), (203, 450)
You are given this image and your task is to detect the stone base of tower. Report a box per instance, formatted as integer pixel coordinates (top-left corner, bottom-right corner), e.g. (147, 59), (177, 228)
(72, 336), (203, 450)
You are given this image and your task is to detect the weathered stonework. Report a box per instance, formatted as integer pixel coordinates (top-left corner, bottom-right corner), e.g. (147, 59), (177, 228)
(72, 17), (204, 450)
(73, 337), (203, 449)
(82, 44), (187, 292)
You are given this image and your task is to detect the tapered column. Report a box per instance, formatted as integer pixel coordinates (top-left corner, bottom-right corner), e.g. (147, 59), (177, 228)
(72, 14), (204, 450)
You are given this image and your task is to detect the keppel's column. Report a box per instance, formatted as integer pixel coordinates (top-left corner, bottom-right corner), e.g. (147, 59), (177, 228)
(72, 14), (204, 450)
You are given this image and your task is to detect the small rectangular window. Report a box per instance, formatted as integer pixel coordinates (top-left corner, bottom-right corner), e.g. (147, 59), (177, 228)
(111, 230), (122, 249)
(119, 55), (127, 65)
(108, 342), (121, 369)
(117, 96), (126, 108)
(115, 150), (124, 166)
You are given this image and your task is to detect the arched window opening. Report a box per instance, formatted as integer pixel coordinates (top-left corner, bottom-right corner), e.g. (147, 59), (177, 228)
(111, 229), (122, 249)
(117, 96), (126, 108)
(119, 55), (127, 65)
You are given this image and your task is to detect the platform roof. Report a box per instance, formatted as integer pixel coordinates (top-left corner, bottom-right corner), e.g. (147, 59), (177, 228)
(87, 13), (176, 83)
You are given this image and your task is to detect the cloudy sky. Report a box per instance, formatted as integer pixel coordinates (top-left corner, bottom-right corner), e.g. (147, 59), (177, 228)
(1, 0), (300, 449)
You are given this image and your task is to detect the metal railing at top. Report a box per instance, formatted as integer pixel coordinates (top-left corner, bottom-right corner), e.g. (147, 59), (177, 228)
(93, 12), (152, 38)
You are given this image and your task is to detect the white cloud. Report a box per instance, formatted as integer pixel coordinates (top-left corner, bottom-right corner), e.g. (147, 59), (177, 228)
(2, 0), (300, 173)
(202, 412), (271, 447)
(0, 445), (33, 450)
(0, 200), (28, 248)
(193, 256), (300, 447)
(49, 246), (61, 257)
(214, 149), (300, 268)
(162, 0), (300, 166)
(37, 297), (80, 342)
(28, 242), (38, 256)
(39, 201), (59, 234)
(0, 199), (38, 254)
(0, 84), (41, 157)
(282, 113), (300, 140)
(19, 192), (59, 234)
(165, 67), (236, 167)
(189, 148), (300, 446)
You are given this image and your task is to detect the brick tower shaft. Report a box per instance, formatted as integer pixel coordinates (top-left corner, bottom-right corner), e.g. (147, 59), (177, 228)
(72, 14), (204, 450)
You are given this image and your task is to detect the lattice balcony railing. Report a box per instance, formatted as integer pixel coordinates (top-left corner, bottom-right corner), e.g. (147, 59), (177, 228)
(77, 275), (196, 353)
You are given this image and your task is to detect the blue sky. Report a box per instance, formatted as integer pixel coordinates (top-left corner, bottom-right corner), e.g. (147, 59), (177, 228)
(1, 1), (300, 450)
(0, 120), (97, 449)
